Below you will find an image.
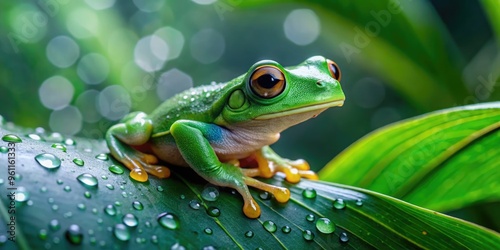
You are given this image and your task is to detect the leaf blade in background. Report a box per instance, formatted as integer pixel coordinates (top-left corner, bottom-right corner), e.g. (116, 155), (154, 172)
(321, 102), (500, 213)
(1, 124), (499, 249)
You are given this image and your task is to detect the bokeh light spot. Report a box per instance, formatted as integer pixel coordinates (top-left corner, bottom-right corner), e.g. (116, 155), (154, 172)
(157, 68), (193, 101)
(154, 27), (185, 60)
(134, 35), (169, 72)
(98, 85), (131, 121)
(39, 76), (74, 110)
(46, 36), (80, 68)
(77, 53), (110, 85)
(75, 90), (102, 123)
(66, 8), (99, 39)
(190, 29), (225, 64)
(133, 0), (164, 12)
(49, 106), (83, 135)
(85, 0), (116, 10)
(284, 9), (320, 46)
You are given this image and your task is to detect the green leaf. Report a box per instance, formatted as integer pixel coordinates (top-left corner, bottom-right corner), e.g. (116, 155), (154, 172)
(239, 0), (468, 110)
(321, 102), (500, 213)
(1, 125), (499, 249)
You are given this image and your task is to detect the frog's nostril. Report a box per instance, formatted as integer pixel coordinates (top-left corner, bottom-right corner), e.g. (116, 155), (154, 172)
(316, 81), (325, 88)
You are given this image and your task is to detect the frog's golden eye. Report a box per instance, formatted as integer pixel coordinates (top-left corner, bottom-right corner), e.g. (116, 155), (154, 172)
(249, 66), (286, 99)
(327, 59), (341, 81)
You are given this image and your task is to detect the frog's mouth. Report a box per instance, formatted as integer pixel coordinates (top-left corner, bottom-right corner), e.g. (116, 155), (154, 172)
(254, 100), (344, 120)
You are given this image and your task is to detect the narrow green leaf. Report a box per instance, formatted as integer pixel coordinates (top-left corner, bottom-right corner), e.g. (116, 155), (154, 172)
(1, 125), (499, 249)
(321, 102), (500, 212)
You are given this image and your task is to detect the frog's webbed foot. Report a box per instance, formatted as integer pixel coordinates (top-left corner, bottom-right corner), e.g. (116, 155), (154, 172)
(241, 146), (318, 183)
(106, 112), (170, 182)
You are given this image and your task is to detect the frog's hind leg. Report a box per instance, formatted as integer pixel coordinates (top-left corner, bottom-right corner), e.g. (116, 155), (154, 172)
(241, 146), (318, 183)
(106, 112), (170, 182)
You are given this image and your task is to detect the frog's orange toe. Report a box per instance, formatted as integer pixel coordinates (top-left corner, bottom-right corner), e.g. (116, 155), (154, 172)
(243, 199), (261, 219)
(148, 166), (171, 179)
(288, 159), (310, 170)
(299, 170), (319, 180)
(130, 168), (148, 182)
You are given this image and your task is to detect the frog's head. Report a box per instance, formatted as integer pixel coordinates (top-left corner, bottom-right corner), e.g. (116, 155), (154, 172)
(217, 56), (345, 132)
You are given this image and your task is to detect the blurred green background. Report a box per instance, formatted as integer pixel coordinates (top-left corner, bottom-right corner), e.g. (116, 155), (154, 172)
(0, 0), (498, 172)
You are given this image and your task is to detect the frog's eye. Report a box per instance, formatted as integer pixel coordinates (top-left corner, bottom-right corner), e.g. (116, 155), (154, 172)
(249, 66), (286, 99)
(327, 59), (341, 81)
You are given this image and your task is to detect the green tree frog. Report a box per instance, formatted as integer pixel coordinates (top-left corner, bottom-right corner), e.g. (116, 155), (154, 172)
(106, 56), (345, 218)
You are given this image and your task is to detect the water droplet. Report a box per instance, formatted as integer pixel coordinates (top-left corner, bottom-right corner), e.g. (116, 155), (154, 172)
(316, 218), (335, 234)
(52, 204), (59, 211)
(206, 206), (220, 217)
(56, 179), (63, 185)
(108, 165), (124, 175)
(259, 191), (271, 200)
(115, 201), (122, 206)
(84, 191), (91, 198)
(27, 133), (43, 141)
(306, 214), (315, 222)
(201, 186), (219, 201)
(40, 186), (47, 192)
(0, 146), (8, 153)
(63, 186), (72, 192)
(281, 225), (291, 234)
(49, 219), (60, 231)
(189, 200), (201, 210)
(14, 174), (21, 181)
(333, 199), (346, 210)
(46, 132), (63, 142)
(65, 224), (83, 245)
(104, 204), (117, 216)
(39, 229), (48, 240)
(64, 212), (73, 218)
(355, 199), (363, 206)
(64, 138), (76, 146)
(106, 184), (115, 190)
(302, 230), (315, 241)
(77, 173), (98, 188)
(15, 187), (30, 202)
(0, 235), (6, 245)
(151, 235), (158, 244)
(302, 187), (317, 199)
(2, 134), (22, 143)
(77, 203), (86, 211)
(72, 158), (84, 166)
(101, 175), (108, 180)
(180, 194), (185, 200)
(339, 232), (349, 243)
(123, 214), (139, 227)
(48, 197), (55, 204)
(35, 153), (61, 169)
(204, 228), (213, 235)
(95, 153), (109, 161)
(51, 143), (67, 152)
(132, 201), (144, 211)
(262, 220), (277, 233)
(114, 224), (130, 241)
(157, 212), (180, 230)
(157, 186), (164, 192)
(244, 230), (254, 238)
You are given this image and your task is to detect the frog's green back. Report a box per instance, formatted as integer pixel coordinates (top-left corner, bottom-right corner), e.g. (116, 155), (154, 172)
(149, 82), (230, 133)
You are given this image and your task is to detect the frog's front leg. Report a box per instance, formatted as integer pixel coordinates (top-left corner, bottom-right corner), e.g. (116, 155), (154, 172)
(170, 120), (290, 218)
(106, 112), (170, 182)
(241, 146), (319, 183)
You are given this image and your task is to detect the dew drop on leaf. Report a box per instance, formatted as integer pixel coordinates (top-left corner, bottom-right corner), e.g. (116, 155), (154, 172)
(244, 230), (254, 238)
(189, 200), (201, 210)
(64, 138), (76, 146)
(113, 224), (130, 241)
(39, 229), (48, 240)
(333, 198), (346, 210)
(302, 230), (315, 241)
(151, 235), (158, 244)
(15, 187), (29, 202)
(206, 206), (220, 217)
(72, 158), (84, 166)
(157, 212), (180, 230)
(2, 134), (22, 143)
(201, 186), (219, 201)
(132, 201), (144, 211)
(95, 153), (109, 161)
(281, 226), (291, 234)
(63, 185), (71, 192)
(49, 219), (60, 231)
(77, 203), (86, 211)
(302, 187), (317, 199)
(77, 173), (98, 188)
(106, 184), (115, 190)
(157, 186), (164, 192)
(0, 146), (8, 153)
(27, 134), (43, 141)
(35, 153), (61, 169)
(316, 218), (335, 234)
(355, 199), (363, 206)
(84, 191), (91, 199)
(51, 143), (67, 152)
(306, 214), (315, 222)
(259, 191), (271, 200)
(262, 220), (277, 233)
(339, 232), (349, 243)
(65, 224), (83, 245)
(109, 165), (124, 174)
(122, 214), (139, 227)
(204, 228), (213, 235)
(104, 204), (117, 216)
